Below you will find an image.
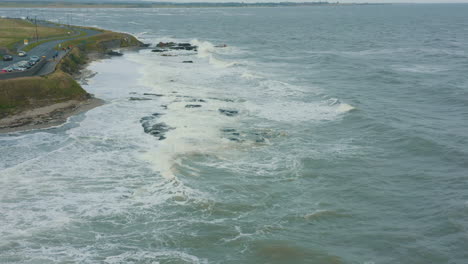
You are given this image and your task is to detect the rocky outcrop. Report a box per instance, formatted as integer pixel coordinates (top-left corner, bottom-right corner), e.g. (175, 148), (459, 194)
(140, 114), (174, 140)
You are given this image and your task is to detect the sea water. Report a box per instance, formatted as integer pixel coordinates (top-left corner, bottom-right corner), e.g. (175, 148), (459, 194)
(1, 4), (468, 263)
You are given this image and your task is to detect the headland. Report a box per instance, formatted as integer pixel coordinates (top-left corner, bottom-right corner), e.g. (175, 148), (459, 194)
(0, 18), (145, 133)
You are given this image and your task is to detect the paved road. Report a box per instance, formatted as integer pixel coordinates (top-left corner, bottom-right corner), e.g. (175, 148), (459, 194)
(0, 22), (100, 71)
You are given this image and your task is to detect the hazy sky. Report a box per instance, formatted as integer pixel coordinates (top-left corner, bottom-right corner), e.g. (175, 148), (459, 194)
(139, 0), (468, 3)
(24, 0), (468, 3)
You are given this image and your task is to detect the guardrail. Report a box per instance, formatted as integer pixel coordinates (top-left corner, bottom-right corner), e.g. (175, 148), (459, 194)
(0, 58), (47, 80)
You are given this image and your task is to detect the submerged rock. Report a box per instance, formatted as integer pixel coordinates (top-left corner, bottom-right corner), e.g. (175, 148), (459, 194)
(129, 97), (152, 101)
(141, 121), (173, 140)
(107, 50), (123, 56)
(143, 93), (164, 97)
(219, 127), (277, 144)
(219, 109), (239, 117)
(182, 61), (193, 63)
(188, 99), (206, 103)
(140, 114), (173, 140)
(209, 97), (235, 102)
(156, 42), (176, 48)
(178, 43), (192, 47)
(185, 104), (202, 108)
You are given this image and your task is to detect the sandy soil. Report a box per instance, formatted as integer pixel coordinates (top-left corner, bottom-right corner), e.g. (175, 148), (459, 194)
(0, 97), (104, 133)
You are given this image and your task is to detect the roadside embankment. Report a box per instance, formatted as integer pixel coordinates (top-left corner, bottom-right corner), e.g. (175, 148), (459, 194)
(0, 28), (144, 132)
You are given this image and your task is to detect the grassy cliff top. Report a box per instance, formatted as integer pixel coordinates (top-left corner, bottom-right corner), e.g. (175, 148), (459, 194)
(0, 18), (71, 53)
(58, 31), (142, 52)
(0, 70), (87, 117)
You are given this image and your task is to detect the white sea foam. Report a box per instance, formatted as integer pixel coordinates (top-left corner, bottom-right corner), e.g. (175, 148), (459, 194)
(244, 99), (354, 123)
(191, 39), (242, 68)
(104, 250), (208, 264)
(121, 37), (355, 179)
(241, 72), (264, 80)
(393, 64), (448, 74)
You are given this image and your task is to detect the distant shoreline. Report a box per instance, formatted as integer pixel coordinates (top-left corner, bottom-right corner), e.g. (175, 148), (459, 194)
(0, 2), (389, 9)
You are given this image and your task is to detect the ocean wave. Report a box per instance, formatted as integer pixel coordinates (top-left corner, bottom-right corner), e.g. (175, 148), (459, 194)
(104, 251), (208, 264)
(245, 98), (355, 123)
(392, 64), (449, 74)
(191, 39), (243, 68)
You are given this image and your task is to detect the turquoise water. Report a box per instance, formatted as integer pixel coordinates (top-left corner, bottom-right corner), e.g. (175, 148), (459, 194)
(1, 4), (468, 263)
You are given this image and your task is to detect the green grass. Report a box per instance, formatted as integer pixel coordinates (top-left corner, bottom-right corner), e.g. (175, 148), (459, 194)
(23, 28), (87, 52)
(0, 18), (70, 54)
(0, 71), (87, 117)
(58, 31), (142, 52)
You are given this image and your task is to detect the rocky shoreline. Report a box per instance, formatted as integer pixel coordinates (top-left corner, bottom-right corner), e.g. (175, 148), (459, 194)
(0, 97), (104, 133)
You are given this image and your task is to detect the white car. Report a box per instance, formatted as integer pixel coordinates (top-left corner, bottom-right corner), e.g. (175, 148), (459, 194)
(18, 51), (27, 57)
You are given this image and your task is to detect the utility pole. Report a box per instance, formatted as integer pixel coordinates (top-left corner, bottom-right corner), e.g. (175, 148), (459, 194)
(34, 16), (39, 42)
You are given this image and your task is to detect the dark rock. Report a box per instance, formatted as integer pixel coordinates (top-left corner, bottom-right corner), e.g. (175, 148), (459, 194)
(140, 116), (155, 122)
(182, 61), (193, 63)
(209, 97), (235, 102)
(185, 104), (202, 108)
(143, 93), (164, 97)
(140, 117), (174, 140)
(188, 99), (206, 103)
(151, 49), (167, 52)
(129, 97), (152, 101)
(107, 50), (123, 56)
(219, 109), (239, 117)
(221, 128), (236, 133)
(156, 42), (176, 48)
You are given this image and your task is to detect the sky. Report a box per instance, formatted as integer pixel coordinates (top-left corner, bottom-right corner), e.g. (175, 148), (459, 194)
(137, 0), (468, 3)
(159, 0), (468, 2)
(12, 0), (468, 3)
(331, 0), (468, 2)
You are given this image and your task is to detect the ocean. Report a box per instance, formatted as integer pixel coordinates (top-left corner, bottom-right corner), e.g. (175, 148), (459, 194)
(1, 4), (468, 263)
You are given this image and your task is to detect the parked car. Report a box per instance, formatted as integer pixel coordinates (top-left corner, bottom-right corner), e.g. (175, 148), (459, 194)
(12, 66), (27, 72)
(29, 55), (40, 63)
(2, 55), (13, 61)
(18, 51), (27, 57)
(15, 61), (31, 70)
(2, 67), (13, 72)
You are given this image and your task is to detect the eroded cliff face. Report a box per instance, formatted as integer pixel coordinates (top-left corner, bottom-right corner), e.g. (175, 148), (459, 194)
(0, 71), (88, 118)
